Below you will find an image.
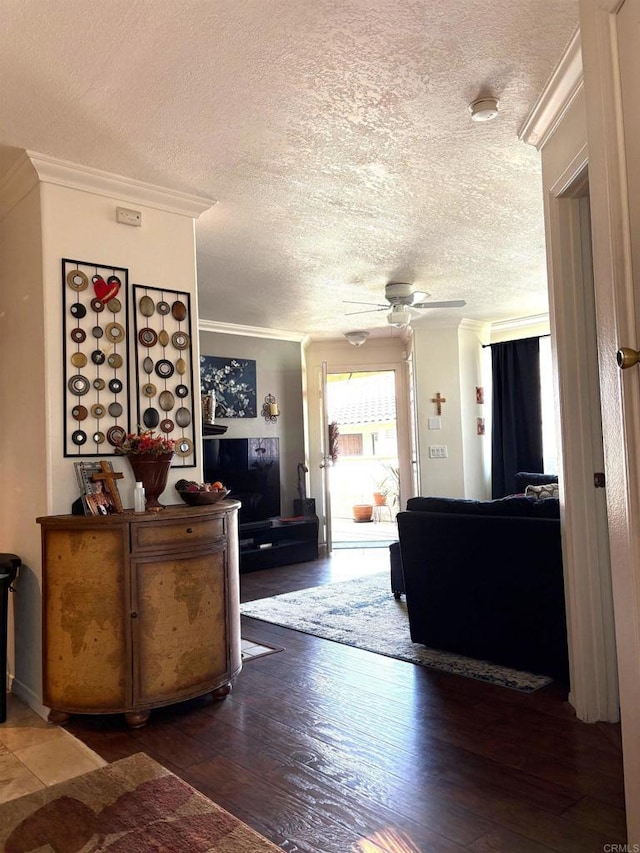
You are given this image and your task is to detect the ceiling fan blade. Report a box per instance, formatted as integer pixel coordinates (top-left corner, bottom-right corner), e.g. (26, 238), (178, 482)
(412, 299), (467, 309)
(344, 307), (387, 316)
(343, 300), (388, 308)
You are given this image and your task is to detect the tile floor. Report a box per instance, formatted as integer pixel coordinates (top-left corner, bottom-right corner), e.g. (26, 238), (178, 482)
(0, 694), (106, 805)
(0, 640), (278, 805)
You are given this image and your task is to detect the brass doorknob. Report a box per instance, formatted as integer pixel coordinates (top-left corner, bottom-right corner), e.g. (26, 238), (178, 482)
(616, 347), (640, 369)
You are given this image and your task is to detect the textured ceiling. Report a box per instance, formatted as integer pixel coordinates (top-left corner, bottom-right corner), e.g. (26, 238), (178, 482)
(0, 0), (578, 339)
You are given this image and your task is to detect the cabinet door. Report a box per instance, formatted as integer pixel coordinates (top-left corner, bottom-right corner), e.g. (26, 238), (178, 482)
(43, 527), (129, 712)
(131, 544), (229, 706)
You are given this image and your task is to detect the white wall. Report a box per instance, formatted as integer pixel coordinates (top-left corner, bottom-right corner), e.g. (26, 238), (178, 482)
(198, 330), (305, 517)
(0, 181), (47, 702)
(0, 153), (210, 713)
(412, 325), (466, 497)
(459, 321), (491, 498)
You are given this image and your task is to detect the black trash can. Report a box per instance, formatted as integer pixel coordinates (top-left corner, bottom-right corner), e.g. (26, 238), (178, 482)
(0, 553), (21, 724)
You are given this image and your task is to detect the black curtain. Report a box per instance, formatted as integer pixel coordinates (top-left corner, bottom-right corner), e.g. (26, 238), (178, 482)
(491, 338), (543, 498)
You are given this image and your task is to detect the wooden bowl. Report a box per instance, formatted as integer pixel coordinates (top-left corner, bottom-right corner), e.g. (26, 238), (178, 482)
(176, 488), (230, 506)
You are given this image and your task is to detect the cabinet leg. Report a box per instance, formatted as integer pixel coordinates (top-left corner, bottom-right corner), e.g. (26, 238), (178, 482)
(48, 710), (71, 726)
(124, 710), (151, 729)
(211, 682), (232, 700)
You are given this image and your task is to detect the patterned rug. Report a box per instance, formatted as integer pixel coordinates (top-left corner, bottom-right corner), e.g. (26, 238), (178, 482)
(240, 572), (553, 692)
(0, 752), (280, 852)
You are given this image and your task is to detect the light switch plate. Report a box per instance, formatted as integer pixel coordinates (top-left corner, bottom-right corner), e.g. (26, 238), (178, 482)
(428, 417), (441, 430)
(429, 445), (448, 458)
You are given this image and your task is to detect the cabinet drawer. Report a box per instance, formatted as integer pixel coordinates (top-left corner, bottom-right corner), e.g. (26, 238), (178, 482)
(131, 516), (225, 553)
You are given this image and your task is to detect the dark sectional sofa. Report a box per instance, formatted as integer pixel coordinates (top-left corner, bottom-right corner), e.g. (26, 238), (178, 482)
(394, 476), (569, 682)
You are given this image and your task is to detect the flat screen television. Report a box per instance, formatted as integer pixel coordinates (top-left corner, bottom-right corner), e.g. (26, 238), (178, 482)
(202, 437), (280, 526)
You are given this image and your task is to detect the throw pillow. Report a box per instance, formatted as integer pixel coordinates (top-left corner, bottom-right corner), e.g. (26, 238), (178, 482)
(525, 483), (560, 500)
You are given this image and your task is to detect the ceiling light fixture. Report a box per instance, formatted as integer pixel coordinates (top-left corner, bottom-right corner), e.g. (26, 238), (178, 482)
(469, 96), (499, 122)
(387, 305), (412, 327)
(344, 330), (369, 347)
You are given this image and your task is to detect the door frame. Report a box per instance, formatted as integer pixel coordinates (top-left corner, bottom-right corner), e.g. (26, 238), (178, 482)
(307, 349), (412, 548)
(579, 0), (640, 838)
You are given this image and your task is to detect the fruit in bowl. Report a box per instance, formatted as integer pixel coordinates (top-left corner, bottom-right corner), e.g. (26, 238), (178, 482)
(175, 479), (230, 505)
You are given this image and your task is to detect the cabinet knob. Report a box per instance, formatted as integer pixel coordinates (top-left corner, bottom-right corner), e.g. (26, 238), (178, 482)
(186, 527), (193, 534)
(131, 611), (138, 619)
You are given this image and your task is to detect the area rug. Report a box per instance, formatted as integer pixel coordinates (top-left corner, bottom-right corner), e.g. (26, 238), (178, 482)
(0, 752), (281, 852)
(240, 572), (552, 692)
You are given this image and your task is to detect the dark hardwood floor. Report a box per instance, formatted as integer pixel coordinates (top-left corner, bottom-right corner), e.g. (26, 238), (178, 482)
(67, 547), (626, 852)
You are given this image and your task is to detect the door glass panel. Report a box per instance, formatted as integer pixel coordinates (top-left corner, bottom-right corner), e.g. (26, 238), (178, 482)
(326, 370), (399, 548)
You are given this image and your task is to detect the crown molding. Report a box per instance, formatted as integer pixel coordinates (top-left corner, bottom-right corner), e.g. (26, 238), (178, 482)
(490, 313), (550, 334)
(198, 318), (307, 343)
(23, 151), (215, 217)
(519, 28), (583, 150)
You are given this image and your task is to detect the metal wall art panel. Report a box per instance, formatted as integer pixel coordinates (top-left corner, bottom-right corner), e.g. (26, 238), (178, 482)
(133, 284), (196, 468)
(63, 258), (131, 457)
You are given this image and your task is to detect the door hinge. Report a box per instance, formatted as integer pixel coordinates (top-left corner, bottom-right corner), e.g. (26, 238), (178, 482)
(594, 472), (606, 488)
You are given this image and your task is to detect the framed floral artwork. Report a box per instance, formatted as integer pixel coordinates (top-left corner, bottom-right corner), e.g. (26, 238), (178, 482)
(200, 356), (257, 418)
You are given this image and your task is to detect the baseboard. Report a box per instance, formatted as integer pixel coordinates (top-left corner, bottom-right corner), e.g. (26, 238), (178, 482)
(10, 676), (49, 722)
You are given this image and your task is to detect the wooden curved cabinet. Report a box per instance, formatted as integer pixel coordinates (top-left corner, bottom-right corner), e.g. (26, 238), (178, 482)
(37, 501), (241, 727)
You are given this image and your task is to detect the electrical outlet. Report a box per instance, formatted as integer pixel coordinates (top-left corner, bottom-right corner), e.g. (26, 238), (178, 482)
(116, 206), (142, 227)
(429, 445), (448, 458)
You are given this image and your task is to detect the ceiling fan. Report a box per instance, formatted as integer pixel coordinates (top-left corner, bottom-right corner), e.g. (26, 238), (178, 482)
(344, 282), (466, 327)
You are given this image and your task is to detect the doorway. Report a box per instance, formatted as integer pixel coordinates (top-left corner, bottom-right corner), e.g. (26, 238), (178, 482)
(325, 370), (399, 548)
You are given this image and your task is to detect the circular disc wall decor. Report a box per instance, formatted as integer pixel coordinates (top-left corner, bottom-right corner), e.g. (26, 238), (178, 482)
(107, 297), (122, 313)
(143, 407), (160, 428)
(70, 328), (86, 343)
(139, 295), (155, 316)
(72, 430), (87, 445)
(105, 322), (125, 343)
(72, 405), (88, 421)
(160, 418), (174, 433)
(93, 431), (105, 445)
(93, 378), (106, 391)
(70, 352), (87, 368)
(157, 300), (170, 315)
(66, 269), (88, 291)
(138, 327), (157, 347)
(155, 359), (174, 379)
(175, 437), (193, 457)
(68, 375), (90, 396)
(70, 303), (87, 319)
(107, 425), (126, 447)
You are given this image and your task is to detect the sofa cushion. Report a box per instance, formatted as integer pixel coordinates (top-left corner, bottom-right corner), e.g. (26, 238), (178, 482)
(406, 494), (559, 519)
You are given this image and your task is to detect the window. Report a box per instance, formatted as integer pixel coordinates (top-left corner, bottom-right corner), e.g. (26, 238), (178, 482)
(338, 433), (363, 457)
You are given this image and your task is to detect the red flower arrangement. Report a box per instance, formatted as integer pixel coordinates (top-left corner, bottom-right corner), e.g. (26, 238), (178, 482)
(116, 430), (175, 457)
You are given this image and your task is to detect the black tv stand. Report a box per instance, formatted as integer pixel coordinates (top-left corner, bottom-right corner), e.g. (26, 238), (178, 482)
(239, 516), (319, 572)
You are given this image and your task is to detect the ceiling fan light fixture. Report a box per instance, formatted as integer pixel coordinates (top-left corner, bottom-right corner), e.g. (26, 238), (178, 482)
(469, 96), (499, 122)
(387, 305), (412, 327)
(344, 330), (369, 347)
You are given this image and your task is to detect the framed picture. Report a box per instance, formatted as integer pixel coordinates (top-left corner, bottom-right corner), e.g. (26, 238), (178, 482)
(200, 355), (257, 418)
(476, 386), (485, 405)
(477, 417), (486, 436)
(74, 461), (121, 515)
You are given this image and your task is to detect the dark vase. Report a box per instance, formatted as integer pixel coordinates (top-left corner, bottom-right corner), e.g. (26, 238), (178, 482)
(127, 453), (174, 510)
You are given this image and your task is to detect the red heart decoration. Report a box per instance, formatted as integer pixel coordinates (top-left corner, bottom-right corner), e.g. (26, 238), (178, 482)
(92, 274), (121, 304)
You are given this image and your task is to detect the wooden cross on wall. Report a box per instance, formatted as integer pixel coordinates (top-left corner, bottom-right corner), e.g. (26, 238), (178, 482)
(431, 392), (447, 416)
(91, 461), (124, 513)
